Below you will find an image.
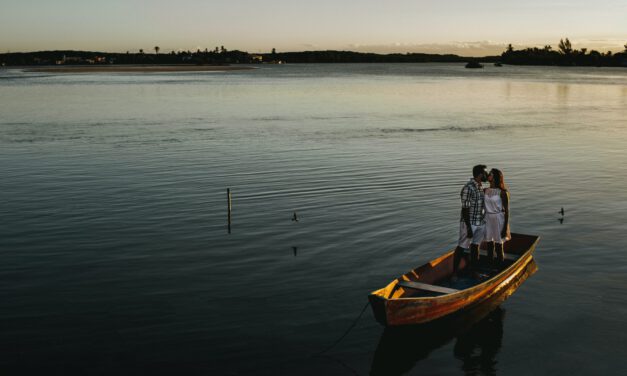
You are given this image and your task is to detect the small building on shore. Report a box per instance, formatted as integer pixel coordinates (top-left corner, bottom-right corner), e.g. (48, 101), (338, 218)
(57, 55), (85, 64)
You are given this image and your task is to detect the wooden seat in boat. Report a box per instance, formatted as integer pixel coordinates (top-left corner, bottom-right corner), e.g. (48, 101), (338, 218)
(397, 280), (460, 295)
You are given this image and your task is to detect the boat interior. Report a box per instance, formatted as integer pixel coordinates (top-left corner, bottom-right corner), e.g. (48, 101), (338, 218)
(379, 233), (538, 299)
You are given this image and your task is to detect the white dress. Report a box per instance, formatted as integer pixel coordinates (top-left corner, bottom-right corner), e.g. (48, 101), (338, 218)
(484, 188), (511, 243)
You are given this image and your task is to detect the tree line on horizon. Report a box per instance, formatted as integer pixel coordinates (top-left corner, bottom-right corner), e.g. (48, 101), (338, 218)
(1, 39), (625, 67)
(0, 48), (494, 66)
(501, 38), (627, 67)
(0, 46), (251, 66)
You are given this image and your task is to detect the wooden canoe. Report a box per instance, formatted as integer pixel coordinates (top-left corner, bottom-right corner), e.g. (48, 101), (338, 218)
(369, 233), (540, 326)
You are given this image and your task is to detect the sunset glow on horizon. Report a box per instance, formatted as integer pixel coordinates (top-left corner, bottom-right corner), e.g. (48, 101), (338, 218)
(1, 0), (625, 56)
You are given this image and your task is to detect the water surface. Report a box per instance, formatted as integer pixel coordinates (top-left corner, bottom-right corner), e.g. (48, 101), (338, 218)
(2, 64), (627, 375)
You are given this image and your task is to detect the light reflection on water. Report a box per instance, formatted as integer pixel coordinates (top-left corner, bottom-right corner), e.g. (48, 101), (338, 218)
(1, 64), (627, 375)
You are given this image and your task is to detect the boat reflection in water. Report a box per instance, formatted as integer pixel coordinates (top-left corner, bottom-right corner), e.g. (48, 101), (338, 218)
(453, 307), (504, 375)
(370, 258), (537, 376)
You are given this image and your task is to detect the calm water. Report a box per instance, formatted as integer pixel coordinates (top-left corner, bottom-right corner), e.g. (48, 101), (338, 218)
(1, 64), (627, 375)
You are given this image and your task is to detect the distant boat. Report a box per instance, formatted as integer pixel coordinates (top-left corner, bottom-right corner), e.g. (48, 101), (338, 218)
(494, 62), (503, 67)
(465, 61), (484, 68)
(368, 233), (540, 326)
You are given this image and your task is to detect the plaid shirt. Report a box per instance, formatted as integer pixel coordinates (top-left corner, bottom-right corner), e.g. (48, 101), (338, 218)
(460, 178), (485, 226)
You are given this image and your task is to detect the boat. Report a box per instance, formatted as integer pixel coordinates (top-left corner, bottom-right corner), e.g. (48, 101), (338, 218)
(465, 61), (484, 68)
(494, 62), (503, 67)
(368, 233), (540, 326)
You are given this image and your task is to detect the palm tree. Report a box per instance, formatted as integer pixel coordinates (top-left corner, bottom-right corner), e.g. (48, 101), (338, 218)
(154, 46), (160, 55)
(558, 38), (572, 55)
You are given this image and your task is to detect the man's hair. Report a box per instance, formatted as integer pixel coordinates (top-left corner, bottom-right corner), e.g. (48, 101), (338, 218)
(472, 164), (487, 178)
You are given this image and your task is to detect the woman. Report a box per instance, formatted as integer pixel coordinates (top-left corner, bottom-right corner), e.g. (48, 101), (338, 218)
(484, 168), (511, 264)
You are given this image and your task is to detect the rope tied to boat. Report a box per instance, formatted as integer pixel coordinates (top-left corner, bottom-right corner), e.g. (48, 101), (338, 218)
(314, 242), (457, 357)
(314, 300), (371, 356)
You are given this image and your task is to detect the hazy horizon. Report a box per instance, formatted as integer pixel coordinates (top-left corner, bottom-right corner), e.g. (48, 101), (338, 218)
(1, 0), (625, 57)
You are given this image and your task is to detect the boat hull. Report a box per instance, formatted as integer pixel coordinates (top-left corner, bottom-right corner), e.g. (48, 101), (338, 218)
(369, 234), (539, 326)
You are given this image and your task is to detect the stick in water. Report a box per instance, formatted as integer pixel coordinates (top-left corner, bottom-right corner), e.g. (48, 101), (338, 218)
(227, 188), (232, 234)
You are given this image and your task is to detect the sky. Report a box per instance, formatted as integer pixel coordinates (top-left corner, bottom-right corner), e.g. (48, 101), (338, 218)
(1, 0), (626, 56)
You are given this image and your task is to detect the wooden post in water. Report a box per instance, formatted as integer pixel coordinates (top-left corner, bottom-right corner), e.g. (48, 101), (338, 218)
(227, 188), (232, 234)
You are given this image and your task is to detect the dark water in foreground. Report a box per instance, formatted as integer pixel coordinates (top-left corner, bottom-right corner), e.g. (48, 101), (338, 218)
(2, 64), (627, 375)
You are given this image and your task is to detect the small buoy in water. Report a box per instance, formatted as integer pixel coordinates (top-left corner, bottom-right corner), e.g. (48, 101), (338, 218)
(559, 207), (565, 216)
(292, 211), (298, 222)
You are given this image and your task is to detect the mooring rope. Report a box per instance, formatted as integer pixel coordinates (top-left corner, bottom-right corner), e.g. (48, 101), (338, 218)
(315, 241), (456, 357)
(314, 300), (371, 356)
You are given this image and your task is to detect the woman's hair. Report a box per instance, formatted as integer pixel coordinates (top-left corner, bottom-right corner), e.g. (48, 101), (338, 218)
(491, 168), (506, 191)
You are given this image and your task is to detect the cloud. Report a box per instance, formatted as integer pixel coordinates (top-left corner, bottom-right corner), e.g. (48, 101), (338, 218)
(343, 38), (626, 56)
(346, 41), (510, 57)
(568, 38), (626, 52)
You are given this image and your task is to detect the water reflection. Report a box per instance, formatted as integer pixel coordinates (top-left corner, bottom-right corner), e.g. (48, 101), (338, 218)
(370, 307), (505, 376)
(454, 308), (504, 375)
(371, 258), (537, 376)
(556, 84), (570, 105)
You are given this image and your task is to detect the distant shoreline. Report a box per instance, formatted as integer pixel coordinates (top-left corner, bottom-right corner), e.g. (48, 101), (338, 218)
(25, 65), (255, 73)
(4, 42), (625, 67)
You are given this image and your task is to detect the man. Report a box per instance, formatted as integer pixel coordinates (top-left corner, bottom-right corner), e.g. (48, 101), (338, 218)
(454, 164), (488, 274)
